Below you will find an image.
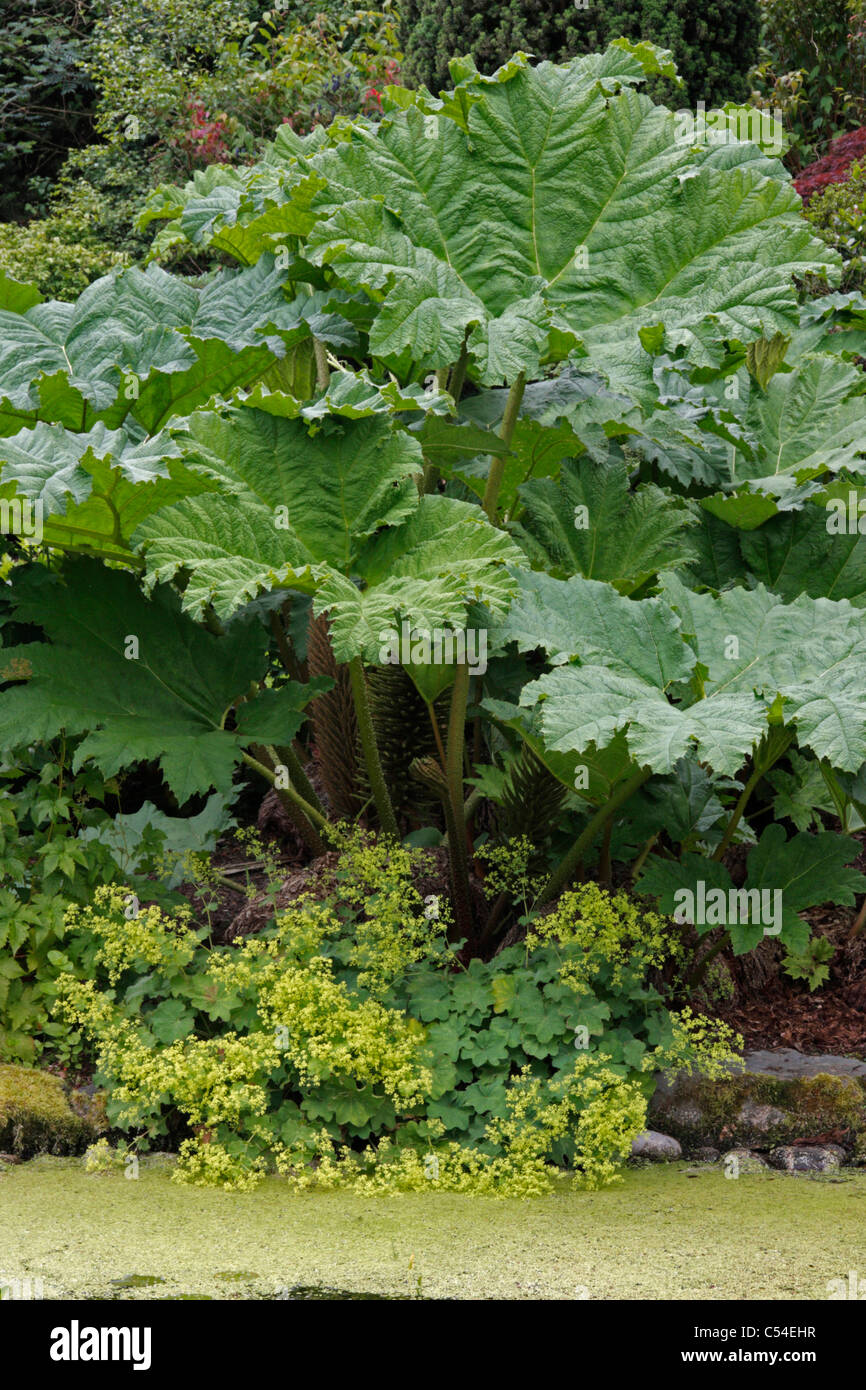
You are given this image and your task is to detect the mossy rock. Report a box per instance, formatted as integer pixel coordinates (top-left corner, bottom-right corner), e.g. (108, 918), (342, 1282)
(0, 1066), (99, 1159)
(650, 1066), (866, 1155)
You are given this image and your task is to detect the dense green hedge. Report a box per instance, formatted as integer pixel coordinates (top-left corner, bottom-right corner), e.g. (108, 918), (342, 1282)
(0, 0), (94, 218)
(399, 0), (760, 104)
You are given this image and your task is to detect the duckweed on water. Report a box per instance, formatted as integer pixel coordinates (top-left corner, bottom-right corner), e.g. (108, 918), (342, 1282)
(3, 1159), (866, 1300)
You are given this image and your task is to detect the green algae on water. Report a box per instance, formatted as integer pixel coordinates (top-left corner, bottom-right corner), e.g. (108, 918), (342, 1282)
(3, 1160), (866, 1300)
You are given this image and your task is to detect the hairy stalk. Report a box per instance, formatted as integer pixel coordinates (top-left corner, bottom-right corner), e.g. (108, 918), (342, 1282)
(598, 818), (613, 885)
(313, 337), (330, 391)
(348, 656), (399, 839)
(427, 701), (448, 769)
(536, 767), (652, 906)
(713, 726), (793, 862)
(482, 372), (525, 523)
(272, 743), (325, 817)
(630, 832), (659, 882)
(241, 749), (329, 857)
(685, 931), (731, 990)
(444, 662), (475, 941)
(448, 339), (469, 403)
(849, 895), (866, 940)
(712, 767), (763, 863)
(480, 889), (510, 946)
(422, 462), (441, 494)
(269, 608), (304, 683)
(440, 789), (482, 851)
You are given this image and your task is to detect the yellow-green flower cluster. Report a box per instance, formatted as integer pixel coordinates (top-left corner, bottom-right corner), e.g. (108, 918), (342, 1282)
(475, 836), (545, 905)
(648, 1007), (743, 1080)
(527, 882), (681, 992)
(64, 886), (199, 983)
(331, 830), (454, 994)
(258, 957), (431, 1105)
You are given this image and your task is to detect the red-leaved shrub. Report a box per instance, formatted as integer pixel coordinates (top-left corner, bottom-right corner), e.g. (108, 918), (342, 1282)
(795, 127), (866, 203)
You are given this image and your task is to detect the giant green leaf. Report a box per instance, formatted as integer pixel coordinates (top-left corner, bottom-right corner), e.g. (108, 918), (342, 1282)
(0, 563), (323, 802)
(639, 825), (866, 953)
(299, 53), (836, 383)
(739, 489), (866, 606)
(636, 352), (866, 503)
(492, 570), (692, 684)
(0, 421), (217, 558)
(510, 455), (696, 593)
(662, 573), (866, 771)
(315, 495), (524, 663)
(524, 663), (765, 776)
(136, 406), (423, 615)
(0, 258), (337, 437)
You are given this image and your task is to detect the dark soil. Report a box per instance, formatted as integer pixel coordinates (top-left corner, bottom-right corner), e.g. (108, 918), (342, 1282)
(709, 833), (866, 1057)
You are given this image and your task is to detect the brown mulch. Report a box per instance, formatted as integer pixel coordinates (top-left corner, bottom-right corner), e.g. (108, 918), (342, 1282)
(713, 990), (866, 1055)
(707, 833), (866, 1057)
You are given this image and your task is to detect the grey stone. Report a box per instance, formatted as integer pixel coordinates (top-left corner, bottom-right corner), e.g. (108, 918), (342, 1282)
(630, 1130), (682, 1161)
(140, 1152), (178, 1169)
(656, 1101), (706, 1132)
(743, 1049), (866, 1080)
(720, 1148), (769, 1174)
(693, 1147), (720, 1162)
(648, 1049), (866, 1151)
(727, 1100), (790, 1141)
(768, 1144), (847, 1173)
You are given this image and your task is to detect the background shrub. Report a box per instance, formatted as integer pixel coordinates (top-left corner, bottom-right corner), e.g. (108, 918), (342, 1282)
(795, 125), (866, 201)
(0, 0), (94, 219)
(804, 155), (866, 292)
(751, 0), (866, 169)
(399, 0), (760, 104)
(88, 0), (402, 177)
(0, 219), (127, 299)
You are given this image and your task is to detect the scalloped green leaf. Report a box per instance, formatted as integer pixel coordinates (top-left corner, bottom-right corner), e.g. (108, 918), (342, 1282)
(136, 407), (423, 616)
(510, 455), (696, 593)
(0, 563), (321, 802)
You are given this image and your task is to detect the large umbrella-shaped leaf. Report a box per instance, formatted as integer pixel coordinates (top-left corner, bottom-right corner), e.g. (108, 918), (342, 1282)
(0, 258), (346, 436)
(135, 406), (424, 616)
(300, 52), (836, 383)
(0, 563), (326, 803)
(510, 454), (697, 593)
(662, 573), (866, 771)
(0, 421), (217, 558)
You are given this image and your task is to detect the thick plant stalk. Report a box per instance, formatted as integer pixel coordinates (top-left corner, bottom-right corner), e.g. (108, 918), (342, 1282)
(349, 656), (399, 839)
(686, 931), (732, 989)
(630, 832), (659, 882)
(535, 767), (652, 907)
(410, 755), (473, 944)
(712, 765), (764, 863)
(448, 340), (470, 404)
(442, 661), (475, 941)
(272, 742), (325, 817)
(482, 371), (526, 523)
(313, 337), (330, 391)
(241, 750), (329, 857)
(848, 896), (866, 940)
(712, 727), (793, 862)
(270, 608), (304, 684)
